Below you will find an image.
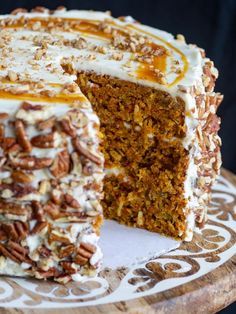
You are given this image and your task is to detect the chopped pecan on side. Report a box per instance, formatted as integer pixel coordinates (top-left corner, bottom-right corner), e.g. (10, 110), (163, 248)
(35, 267), (60, 279)
(10, 155), (53, 170)
(60, 261), (76, 274)
(51, 189), (62, 205)
(11, 170), (34, 184)
(31, 221), (48, 235)
(59, 244), (75, 259)
(39, 180), (51, 195)
(203, 64), (216, 92)
(72, 137), (102, 165)
(74, 242), (96, 266)
(84, 181), (103, 192)
(54, 275), (72, 284)
(60, 118), (77, 138)
(71, 152), (82, 175)
(53, 211), (88, 220)
(50, 149), (70, 178)
(31, 201), (45, 221)
(203, 114), (221, 134)
(15, 119), (32, 152)
(1, 221), (29, 241)
(64, 194), (80, 209)
(38, 116), (56, 130)
(31, 133), (55, 148)
(49, 230), (71, 244)
(38, 245), (51, 258)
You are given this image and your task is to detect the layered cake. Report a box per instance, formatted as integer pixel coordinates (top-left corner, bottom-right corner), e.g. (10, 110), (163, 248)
(0, 7), (223, 282)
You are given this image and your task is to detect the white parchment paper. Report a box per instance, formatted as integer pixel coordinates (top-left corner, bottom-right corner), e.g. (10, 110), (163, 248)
(100, 220), (180, 268)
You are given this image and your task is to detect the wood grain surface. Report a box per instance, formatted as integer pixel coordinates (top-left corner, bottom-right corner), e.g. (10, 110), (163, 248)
(0, 168), (235, 314)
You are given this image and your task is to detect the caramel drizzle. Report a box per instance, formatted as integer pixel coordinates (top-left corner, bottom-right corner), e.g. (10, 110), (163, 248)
(128, 24), (189, 87)
(1, 16), (189, 87)
(0, 89), (86, 104)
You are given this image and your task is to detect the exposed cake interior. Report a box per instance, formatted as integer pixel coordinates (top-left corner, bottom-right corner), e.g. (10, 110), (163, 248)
(77, 73), (189, 238)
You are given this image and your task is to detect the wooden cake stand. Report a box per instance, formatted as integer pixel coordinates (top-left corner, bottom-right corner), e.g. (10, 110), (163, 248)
(0, 168), (235, 314)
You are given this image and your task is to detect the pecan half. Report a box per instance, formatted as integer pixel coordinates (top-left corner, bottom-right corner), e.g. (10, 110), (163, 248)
(9, 246), (32, 264)
(74, 242), (96, 265)
(38, 116), (56, 130)
(31, 221), (48, 235)
(0, 243), (21, 264)
(0, 113), (9, 120)
(31, 133), (55, 148)
(15, 119), (32, 152)
(72, 137), (102, 165)
(0, 202), (30, 218)
(1, 221), (29, 241)
(21, 102), (43, 111)
(64, 194), (80, 209)
(8, 240), (29, 256)
(11, 170), (34, 184)
(31, 201), (45, 221)
(59, 244), (75, 259)
(50, 149), (70, 178)
(10, 156), (53, 170)
(44, 202), (60, 219)
(60, 118), (77, 138)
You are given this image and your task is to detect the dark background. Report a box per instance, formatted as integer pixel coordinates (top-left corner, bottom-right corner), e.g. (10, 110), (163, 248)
(1, 0), (236, 174)
(0, 1), (236, 312)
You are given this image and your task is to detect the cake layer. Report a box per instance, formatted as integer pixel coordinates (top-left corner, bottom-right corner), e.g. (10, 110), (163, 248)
(0, 82), (104, 283)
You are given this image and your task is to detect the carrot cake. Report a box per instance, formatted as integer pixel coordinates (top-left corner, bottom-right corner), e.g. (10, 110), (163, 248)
(0, 6), (223, 282)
